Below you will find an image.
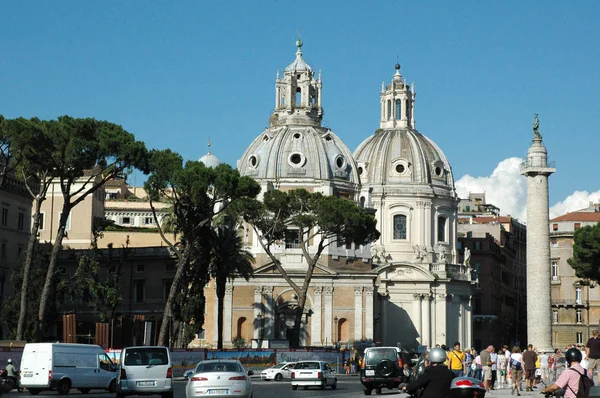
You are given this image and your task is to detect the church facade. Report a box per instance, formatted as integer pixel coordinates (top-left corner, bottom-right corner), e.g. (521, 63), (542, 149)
(203, 40), (473, 350)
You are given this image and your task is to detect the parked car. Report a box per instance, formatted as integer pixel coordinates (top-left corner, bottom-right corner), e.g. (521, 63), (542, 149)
(20, 342), (117, 395)
(261, 362), (296, 381)
(291, 360), (337, 390)
(185, 359), (252, 398)
(116, 346), (173, 398)
(360, 346), (405, 395)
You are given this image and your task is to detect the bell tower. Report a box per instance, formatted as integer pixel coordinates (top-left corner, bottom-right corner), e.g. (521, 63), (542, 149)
(271, 39), (323, 127)
(380, 64), (416, 130)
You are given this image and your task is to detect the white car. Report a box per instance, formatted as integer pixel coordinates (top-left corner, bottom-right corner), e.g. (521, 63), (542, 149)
(291, 360), (337, 390)
(261, 362), (296, 381)
(185, 359), (252, 398)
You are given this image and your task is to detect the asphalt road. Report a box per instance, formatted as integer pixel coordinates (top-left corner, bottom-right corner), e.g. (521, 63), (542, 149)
(4, 377), (407, 398)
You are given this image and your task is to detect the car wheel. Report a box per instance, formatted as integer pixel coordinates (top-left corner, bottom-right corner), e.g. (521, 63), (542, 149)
(375, 387), (382, 395)
(332, 381), (337, 390)
(320, 379), (326, 390)
(275, 373), (283, 381)
(364, 389), (372, 396)
(57, 379), (71, 395)
(28, 389), (41, 396)
(292, 385), (297, 390)
(376, 360), (395, 377)
(108, 380), (117, 393)
(79, 388), (91, 394)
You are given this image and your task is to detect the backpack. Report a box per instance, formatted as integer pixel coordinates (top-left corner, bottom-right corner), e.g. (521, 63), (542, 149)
(568, 368), (593, 398)
(509, 358), (522, 370)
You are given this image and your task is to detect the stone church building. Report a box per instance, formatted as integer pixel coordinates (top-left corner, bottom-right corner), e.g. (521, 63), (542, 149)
(203, 40), (473, 350)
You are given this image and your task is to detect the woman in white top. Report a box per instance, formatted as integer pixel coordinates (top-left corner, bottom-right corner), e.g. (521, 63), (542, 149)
(510, 346), (524, 396)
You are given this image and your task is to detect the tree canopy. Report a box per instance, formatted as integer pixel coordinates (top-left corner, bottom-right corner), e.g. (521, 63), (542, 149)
(236, 188), (380, 346)
(568, 222), (600, 284)
(144, 149), (261, 346)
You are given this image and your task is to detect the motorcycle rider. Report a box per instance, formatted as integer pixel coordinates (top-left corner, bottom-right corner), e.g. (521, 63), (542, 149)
(402, 347), (455, 398)
(541, 347), (594, 397)
(5, 359), (17, 381)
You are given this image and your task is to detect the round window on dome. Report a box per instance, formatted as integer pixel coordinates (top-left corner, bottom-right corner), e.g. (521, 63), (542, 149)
(248, 155), (258, 168)
(396, 164), (406, 174)
(335, 155), (346, 170)
(358, 166), (364, 176)
(293, 133), (302, 140)
(435, 166), (443, 176)
(289, 153), (304, 167)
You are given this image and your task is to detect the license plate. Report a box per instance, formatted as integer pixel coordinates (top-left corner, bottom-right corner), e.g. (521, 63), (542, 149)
(366, 370), (375, 376)
(24, 374), (33, 378)
(136, 381), (156, 387)
(208, 390), (228, 394)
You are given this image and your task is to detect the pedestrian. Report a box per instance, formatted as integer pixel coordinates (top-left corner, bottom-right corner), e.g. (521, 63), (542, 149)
(541, 347), (594, 397)
(497, 349), (507, 388)
(522, 344), (538, 392)
(473, 349), (482, 380)
(503, 345), (512, 387)
(344, 358), (350, 374)
(490, 347), (498, 389)
(587, 329), (600, 382)
(510, 346), (524, 396)
(539, 350), (549, 386)
(465, 349), (474, 378)
(351, 357), (357, 374)
(479, 345), (494, 393)
(448, 341), (466, 377)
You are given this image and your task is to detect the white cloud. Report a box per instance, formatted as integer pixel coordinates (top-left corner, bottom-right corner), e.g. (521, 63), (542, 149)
(455, 157), (527, 221)
(456, 157), (600, 223)
(549, 190), (600, 219)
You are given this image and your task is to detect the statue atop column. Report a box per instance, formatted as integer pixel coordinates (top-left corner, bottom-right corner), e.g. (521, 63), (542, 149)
(533, 113), (542, 139)
(463, 247), (471, 266)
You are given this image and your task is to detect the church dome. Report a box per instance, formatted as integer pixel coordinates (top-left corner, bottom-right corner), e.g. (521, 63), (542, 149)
(239, 126), (359, 184)
(199, 152), (222, 168)
(354, 130), (455, 190)
(238, 41), (359, 189)
(354, 65), (455, 196)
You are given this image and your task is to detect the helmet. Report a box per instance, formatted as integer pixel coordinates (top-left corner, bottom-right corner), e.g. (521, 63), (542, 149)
(429, 347), (447, 364)
(565, 348), (582, 365)
(7, 359), (11, 364)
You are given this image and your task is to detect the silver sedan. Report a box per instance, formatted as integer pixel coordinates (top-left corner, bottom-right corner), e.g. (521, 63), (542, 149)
(185, 359), (252, 398)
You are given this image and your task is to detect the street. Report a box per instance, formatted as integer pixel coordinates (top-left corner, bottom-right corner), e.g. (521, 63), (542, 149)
(3, 378), (548, 397)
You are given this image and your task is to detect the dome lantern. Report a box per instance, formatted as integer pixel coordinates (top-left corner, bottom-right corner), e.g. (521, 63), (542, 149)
(380, 64), (416, 130)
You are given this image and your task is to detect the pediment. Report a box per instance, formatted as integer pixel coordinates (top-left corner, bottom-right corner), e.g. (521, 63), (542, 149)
(377, 263), (435, 282)
(253, 261), (337, 276)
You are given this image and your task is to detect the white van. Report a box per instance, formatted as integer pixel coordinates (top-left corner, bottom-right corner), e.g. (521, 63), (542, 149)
(116, 346), (173, 398)
(20, 343), (117, 395)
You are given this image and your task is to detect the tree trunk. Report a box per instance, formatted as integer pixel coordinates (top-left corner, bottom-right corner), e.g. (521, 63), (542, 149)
(37, 206), (70, 340)
(292, 291), (307, 348)
(17, 196), (44, 341)
(216, 280), (225, 350)
(157, 251), (189, 346)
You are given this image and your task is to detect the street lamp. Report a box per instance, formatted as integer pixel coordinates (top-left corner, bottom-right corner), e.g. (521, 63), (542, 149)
(334, 316), (339, 346)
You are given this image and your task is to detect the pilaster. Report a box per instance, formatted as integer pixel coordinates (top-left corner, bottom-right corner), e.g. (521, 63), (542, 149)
(311, 287), (323, 345)
(253, 286), (262, 340)
(421, 293), (431, 348)
(323, 286), (334, 345)
(436, 293), (448, 347)
(263, 286), (274, 339)
(365, 287), (374, 341)
(223, 285), (234, 346)
(413, 293), (423, 344)
(354, 287), (363, 341)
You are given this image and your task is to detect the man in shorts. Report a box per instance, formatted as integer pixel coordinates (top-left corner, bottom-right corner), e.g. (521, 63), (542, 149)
(587, 329), (600, 381)
(522, 344), (538, 392)
(480, 345), (495, 392)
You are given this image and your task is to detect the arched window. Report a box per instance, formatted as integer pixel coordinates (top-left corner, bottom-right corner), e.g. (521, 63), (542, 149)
(395, 99), (401, 120)
(337, 318), (349, 343)
(393, 214), (407, 240)
(296, 88), (302, 106)
(236, 317), (247, 340)
(437, 216), (447, 242)
(387, 100), (392, 120)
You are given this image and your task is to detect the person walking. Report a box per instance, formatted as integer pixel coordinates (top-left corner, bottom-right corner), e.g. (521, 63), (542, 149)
(465, 349), (474, 378)
(587, 330), (600, 382)
(542, 347), (594, 398)
(480, 345), (494, 393)
(448, 342), (466, 377)
(402, 348), (456, 398)
(510, 346), (524, 396)
(522, 344), (538, 392)
(490, 347), (498, 389)
(497, 349), (507, 389)
(539, 350), (550, 386)
(473, 350), (483, 380)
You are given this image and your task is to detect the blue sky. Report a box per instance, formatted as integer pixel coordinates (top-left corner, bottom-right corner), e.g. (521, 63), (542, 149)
(1, 1), (598, 219)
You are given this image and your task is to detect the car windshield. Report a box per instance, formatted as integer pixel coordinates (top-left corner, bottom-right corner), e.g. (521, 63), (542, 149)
(196, 362), (243, 373)
(275, 363), (290, 369)
(366, 349), (397, 364)
(294, 362), (320, 370)
(124, 348), (169, 366)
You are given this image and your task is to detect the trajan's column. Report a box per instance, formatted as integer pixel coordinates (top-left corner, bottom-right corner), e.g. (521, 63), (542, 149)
(520, 114), (555, 351)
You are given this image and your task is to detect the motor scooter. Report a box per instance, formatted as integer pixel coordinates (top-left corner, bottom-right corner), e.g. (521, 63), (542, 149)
(400, 376), (486, 398)
(0, 369), (23, 393)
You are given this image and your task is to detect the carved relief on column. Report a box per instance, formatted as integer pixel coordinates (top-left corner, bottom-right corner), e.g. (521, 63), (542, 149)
(354, 287), (363, 341)
(311, 287), (323, 345)
(364, 287), (374, 341)
(323, 286), (334, 346)
(263, 286), (274, 339)
(253, 287), (262, 339)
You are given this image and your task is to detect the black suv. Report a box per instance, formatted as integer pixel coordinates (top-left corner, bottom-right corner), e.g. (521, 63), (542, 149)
(360, 347), (405, 395)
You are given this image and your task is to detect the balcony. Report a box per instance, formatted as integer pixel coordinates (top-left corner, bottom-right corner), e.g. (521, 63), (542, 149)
(551, 299), (588, 308)
(429, 263), (471, 281)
